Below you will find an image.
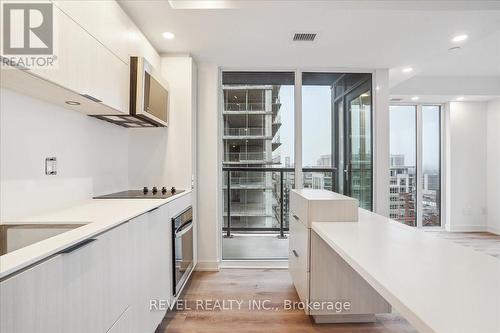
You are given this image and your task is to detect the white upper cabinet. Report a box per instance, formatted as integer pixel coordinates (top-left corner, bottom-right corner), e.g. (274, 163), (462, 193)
(52, 0), (161, 69)
(30, 6), (129, 113)
(5, 0), (162, 116)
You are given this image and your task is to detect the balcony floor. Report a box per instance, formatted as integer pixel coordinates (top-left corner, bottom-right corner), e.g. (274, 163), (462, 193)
(222, 233), (288, 260)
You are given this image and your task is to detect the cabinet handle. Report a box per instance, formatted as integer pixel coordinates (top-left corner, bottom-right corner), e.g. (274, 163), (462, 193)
(58, 238), (97, 254)
(292, 214), (299, 221)
(292, 250), (299, 258)
(80, 94), (102, 103)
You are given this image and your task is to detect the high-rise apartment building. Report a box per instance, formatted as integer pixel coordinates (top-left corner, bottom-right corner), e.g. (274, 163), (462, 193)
(222, 85), (283, 231)
(389, 154), (416, 226)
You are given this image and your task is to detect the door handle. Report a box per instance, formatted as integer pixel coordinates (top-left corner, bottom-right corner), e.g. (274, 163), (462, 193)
(344, 164), (350, 181)
(292, 250), (299, 258)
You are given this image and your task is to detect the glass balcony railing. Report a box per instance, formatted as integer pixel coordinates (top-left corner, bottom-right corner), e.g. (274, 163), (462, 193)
(224, 102), (266, 111)
(223, 128), (266, 137)
(223, 174), (268, 187)
(224, 152), (267, 163)
(222, 167), (336, 237)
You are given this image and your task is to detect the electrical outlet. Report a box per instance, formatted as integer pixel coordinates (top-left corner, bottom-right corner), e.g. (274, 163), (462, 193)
(45, 157), (57, 175)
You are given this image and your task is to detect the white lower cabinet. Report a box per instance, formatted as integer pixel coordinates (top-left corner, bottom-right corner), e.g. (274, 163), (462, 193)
(288, 189), (389, 322)
(127, 208), (171, 333)
(0, 255), (64, 333)
(288, 214), (309, 305)
(0, 194), (192, 333)
(62, 235), (106, 332)
(106, 307), (132, 333)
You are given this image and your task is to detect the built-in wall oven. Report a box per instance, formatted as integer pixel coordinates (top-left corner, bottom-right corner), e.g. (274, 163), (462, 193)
(172, 207), (194, 296)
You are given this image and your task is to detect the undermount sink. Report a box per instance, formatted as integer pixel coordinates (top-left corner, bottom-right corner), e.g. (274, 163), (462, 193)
(0, 223), (85, 256)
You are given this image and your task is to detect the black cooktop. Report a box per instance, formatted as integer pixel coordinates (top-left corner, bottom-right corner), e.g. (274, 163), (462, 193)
(94, 187), (184, 199)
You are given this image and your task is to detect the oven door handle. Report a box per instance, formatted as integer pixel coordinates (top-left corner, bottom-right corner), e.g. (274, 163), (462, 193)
(175, 219), (193, 237)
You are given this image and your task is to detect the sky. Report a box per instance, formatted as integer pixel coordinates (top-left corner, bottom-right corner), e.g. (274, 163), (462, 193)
(277, 85), (332, 167)
(390, 105), (440, 171)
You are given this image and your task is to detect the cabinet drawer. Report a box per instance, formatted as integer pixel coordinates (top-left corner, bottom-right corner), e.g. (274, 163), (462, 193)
(289, 214), (309, 272)
(289, 252), (309, 306)
(290, 190), (308, 228)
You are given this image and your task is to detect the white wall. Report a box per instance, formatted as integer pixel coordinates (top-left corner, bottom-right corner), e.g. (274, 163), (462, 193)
(128, 55), (195, 191)
(194, 63), (220, 270)
(0, 88), (129, 220)
(486, 98), (500, 234)
(446, 102), (488, 231)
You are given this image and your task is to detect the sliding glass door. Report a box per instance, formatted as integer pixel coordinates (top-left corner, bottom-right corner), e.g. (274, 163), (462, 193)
(389, 104), (441, 227)
(344, 80), (372, 210)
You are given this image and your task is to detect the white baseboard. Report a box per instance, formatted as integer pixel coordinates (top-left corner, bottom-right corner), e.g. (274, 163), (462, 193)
(194, 261), (220, 271)
(487, 225), (500, 235)
(445, 224), (488, 232)
(220, 260), (288, 269)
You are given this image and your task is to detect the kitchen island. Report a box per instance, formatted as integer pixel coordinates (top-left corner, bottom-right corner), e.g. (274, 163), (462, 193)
(312, 209), (500, 333)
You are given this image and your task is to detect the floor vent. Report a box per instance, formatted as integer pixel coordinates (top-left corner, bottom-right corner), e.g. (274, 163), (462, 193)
(293, 33), (317, 42)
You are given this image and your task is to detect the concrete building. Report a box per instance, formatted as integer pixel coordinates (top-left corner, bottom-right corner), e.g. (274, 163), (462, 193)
(389, 154), (417, 226)
(222, 85), (282, 231)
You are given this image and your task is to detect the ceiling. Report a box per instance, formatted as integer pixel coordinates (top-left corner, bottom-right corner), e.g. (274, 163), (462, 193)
(119, 0), (500, 100)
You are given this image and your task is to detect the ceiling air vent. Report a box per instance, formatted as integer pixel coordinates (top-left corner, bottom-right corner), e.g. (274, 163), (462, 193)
(390, 98), (404, 102)
(293, 33), (317, 42)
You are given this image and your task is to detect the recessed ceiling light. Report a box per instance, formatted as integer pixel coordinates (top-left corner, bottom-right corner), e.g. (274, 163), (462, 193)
(411, 96), (419, 101)
(456, 96), (465, 101)
(452, 34), (468, 43)
(162, 31), (175, 40)
(402, 67), (413, 73)
(65, 101), (80, 105)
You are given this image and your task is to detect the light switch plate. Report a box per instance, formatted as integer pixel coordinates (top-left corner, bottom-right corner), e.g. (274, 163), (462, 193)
(45, 157), (57, 175)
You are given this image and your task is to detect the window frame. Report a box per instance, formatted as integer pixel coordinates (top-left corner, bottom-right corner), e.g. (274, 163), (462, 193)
(390, 103), (444, 229)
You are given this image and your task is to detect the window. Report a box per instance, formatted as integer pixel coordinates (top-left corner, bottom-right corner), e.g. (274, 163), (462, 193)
(301, 72), (336, 191)
(389, 105), (416, 226)
(222, 72), (295, 260)
(389, 104), (441, 228)
(421, 105), (441, 226)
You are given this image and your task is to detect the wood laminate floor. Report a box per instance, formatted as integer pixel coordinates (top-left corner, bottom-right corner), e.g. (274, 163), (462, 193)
(431, 231), (500, 259)
(156, 269), (417, 333)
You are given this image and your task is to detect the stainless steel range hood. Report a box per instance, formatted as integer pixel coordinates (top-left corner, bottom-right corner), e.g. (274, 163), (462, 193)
(90, 57), (169, 128)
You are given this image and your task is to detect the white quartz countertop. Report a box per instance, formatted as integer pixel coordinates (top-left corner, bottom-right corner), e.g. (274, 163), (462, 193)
(0, 190), (191, 279)
(312, 209), (500, 333)
(292, 189), (356, 201)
